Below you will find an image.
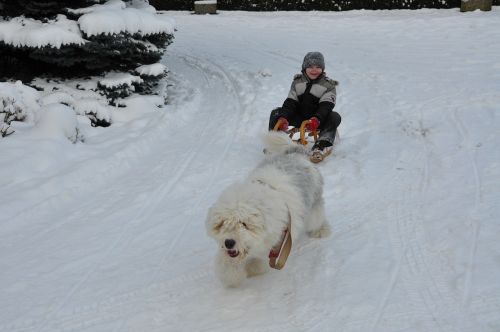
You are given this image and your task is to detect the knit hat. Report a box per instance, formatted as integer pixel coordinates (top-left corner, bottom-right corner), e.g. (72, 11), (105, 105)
(302, 52), (325, 71)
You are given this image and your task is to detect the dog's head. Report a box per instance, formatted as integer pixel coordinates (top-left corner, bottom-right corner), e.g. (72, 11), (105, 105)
(206, 199), (266, 260)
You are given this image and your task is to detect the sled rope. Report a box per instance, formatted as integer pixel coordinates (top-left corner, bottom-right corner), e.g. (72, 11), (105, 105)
(269, 207), (292, 270)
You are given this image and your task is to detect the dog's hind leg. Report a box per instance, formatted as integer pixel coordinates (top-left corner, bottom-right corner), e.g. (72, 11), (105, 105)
(307, 199), (331, 238)
(245, 258), (269, 277)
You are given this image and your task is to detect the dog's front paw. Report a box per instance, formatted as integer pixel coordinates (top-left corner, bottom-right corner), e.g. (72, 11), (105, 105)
(245, 258), (269, 278)
(308, 223), (331, 238)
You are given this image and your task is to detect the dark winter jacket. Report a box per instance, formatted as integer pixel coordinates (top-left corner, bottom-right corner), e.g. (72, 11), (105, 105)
(281, 72), (338, 124)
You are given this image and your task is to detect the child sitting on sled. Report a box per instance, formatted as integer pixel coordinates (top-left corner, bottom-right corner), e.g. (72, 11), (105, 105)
(269, 51), (341, 162)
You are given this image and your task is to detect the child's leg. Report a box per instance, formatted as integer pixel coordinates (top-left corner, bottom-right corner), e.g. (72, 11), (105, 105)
(269, 107), (305, 130)
(317, 111), (341, 145)
(268, 107), (283, 130)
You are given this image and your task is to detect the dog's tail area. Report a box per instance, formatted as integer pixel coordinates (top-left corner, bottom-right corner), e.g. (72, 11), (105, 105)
(262, 131), (307, 155)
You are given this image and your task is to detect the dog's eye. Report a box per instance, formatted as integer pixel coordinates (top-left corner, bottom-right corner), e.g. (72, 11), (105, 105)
(213, 220), (225, 233)
(240, 222), (248, 229)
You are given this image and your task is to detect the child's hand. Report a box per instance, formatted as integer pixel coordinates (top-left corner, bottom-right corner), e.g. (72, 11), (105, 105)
(277, 117), (289, 131)
(306, 117), (320, 131)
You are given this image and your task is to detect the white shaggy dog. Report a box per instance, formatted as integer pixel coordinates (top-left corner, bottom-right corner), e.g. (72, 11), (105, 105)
(205, 132), (330, 287)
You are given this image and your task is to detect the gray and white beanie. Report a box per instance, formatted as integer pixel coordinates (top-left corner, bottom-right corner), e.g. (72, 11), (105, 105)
(302, 52), (325, 71)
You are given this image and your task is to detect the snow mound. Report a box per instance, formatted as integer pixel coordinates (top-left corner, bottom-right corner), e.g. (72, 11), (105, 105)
(40, 91), (77, 107)
(34, 103), (84, 143)
(99, 72), (144, 89)
(73, 99), (112, 124)
(135, 63), (167, 77)
(39, 91), (112, 125)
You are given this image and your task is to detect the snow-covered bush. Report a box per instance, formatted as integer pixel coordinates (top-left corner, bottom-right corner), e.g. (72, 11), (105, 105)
(97, 72), (144, 105)
(134, 63), (168, 99)
(0, 81), (117, 142)
(0, 82), (38, 137)
(39, 88), (112, 128)
(0, 0), (175, 106)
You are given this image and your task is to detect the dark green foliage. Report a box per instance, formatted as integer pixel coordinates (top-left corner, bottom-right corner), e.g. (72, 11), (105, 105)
(218, 0), (462, 11)
(149, 0), (499, 11)
(0, 0), (102, 19)
(97, 81), (138, 106)
(149, 0), (193, 10)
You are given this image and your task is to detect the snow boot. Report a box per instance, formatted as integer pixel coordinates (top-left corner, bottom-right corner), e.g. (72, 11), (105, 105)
(309, 140), (333, 163)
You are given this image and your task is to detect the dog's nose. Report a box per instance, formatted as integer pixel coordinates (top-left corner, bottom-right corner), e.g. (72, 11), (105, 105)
(224, 239), (236, 249)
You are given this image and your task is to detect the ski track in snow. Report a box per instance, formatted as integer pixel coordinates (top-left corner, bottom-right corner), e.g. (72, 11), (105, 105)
(146, 51), (250, 285)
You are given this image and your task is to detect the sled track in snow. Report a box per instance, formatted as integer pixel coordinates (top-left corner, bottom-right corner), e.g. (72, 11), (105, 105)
(22, 51), (262, 332)
(449, 107), (483, 326)
(147, 51), (252, 285)
(377, 101), (482, 332)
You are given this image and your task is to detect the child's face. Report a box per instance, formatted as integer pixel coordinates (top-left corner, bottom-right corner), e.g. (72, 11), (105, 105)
(305, 66), (323, 80)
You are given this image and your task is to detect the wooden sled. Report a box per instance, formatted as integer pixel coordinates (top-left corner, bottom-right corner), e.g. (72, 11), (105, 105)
(273, 118), (338, 163)
(273, 118), (319, 146)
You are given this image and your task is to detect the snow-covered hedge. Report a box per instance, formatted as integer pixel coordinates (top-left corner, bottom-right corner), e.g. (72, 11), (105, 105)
(219, 0), (463, 11)
(151, 0), (500, 10)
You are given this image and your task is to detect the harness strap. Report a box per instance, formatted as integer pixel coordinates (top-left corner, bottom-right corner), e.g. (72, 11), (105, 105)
(269, 208), (292, 270)
(251, 179), (293, 270)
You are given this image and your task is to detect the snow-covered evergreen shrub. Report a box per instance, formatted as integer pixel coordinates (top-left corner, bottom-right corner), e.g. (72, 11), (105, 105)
(134, 63), (168, 99)
(0, 0), (175, 109)
(97, 72), (144, 105)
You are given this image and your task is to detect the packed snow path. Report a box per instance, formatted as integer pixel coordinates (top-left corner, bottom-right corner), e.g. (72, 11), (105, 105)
(1, 9), (500, 332)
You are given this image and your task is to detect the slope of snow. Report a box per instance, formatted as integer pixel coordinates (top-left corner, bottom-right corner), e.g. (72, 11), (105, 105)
(1, 8), (500, 332)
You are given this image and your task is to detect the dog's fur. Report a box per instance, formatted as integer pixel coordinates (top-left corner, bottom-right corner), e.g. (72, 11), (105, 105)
(206, 132), (330, 287)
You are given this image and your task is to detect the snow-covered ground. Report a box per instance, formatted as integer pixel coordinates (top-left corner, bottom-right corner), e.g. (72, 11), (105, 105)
(1, 8), (500, 332)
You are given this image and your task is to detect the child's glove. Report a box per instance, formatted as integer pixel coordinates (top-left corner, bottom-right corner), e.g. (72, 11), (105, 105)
(306, 117), (320, 132)
(277, 117), (289, 131)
